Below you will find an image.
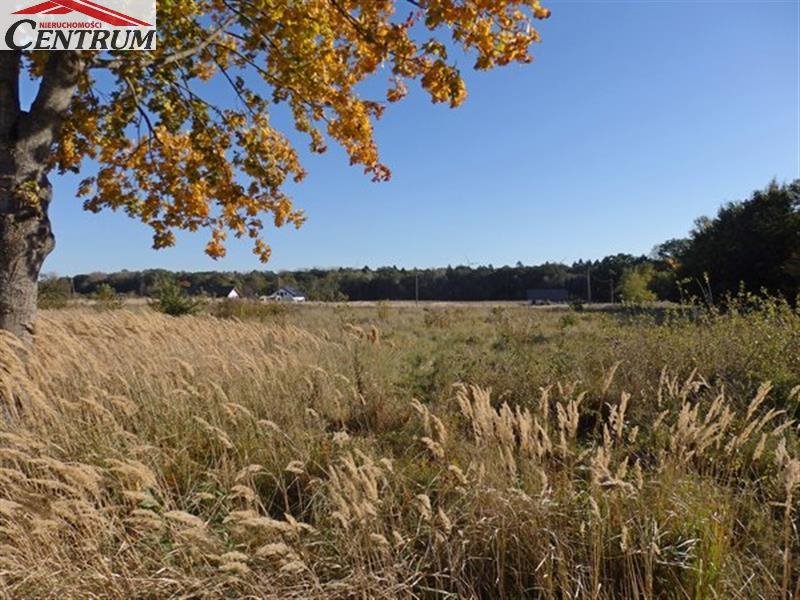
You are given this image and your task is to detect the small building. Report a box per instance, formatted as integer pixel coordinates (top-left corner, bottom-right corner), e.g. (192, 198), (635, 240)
(263, 286), (306, 303)
(226, 287), (241, 299)
(526, 288), (569, 304)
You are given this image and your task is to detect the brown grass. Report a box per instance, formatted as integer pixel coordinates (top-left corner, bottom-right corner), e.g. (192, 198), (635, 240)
(0, 299), (799, 598)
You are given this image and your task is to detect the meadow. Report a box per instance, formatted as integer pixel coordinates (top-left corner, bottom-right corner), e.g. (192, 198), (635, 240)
(1, 298), (799, 598)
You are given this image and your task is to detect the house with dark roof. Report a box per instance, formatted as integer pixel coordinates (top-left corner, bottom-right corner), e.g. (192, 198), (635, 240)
(263, 286), (306, 302)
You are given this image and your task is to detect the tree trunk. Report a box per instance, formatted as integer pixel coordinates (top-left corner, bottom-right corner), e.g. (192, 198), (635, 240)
(0, 52), (81, 343)
(0, 177), (55, 343)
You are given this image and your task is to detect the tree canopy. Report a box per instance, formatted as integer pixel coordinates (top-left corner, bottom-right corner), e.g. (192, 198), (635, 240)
(50, 0), (551, 261)
(675, 180), (800, 301)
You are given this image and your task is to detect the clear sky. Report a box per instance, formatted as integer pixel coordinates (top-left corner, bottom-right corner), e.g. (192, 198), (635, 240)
(43, 0), (800, 275)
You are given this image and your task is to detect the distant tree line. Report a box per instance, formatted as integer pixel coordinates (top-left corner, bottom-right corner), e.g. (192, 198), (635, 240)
(41, 179), (799, 304)
(40, 257), (658, 303)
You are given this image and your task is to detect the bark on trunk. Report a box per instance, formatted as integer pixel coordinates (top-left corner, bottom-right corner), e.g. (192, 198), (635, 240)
(0, 178), (55, 343)
(0, 52), (81, 343)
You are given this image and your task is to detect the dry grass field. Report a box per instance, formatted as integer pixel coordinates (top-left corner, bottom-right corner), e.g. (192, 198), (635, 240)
(1, 298), (800, 598)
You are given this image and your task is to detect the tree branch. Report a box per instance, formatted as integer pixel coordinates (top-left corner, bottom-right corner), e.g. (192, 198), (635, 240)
(19, 52), (84, 167)
(93, 15), (237, 72)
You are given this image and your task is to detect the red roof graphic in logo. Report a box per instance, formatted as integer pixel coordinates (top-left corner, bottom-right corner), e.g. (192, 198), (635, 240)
(13, 0), (152, 27)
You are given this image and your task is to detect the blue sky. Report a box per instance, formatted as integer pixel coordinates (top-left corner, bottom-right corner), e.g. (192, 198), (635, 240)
(43, 0), (799, 275)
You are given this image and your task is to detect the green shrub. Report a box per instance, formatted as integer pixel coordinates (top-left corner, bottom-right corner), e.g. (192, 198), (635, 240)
(618, 264), (658, 303)
(37, 278), (70, 309)
(93, 283), (125, 310)
(149, 278), (203, 316)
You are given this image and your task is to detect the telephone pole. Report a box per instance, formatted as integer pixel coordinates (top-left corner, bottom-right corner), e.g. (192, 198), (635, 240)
(586, 267), (592, 303)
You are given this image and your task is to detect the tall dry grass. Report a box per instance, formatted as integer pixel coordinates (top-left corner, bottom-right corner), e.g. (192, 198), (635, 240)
(0, 303), (798, 598)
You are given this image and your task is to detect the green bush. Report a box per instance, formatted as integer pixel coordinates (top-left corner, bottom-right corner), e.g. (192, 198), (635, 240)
(618, 264), (657, 303)
(37, 275), (71, 309)
(149, 278), (203, 316)
(93, 283), (124, 310)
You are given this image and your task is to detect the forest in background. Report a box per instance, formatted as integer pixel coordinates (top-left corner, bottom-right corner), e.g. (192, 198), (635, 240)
(42, 180), (799, 304)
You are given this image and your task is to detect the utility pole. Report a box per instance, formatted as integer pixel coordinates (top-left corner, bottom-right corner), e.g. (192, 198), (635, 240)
(586, 267), (592, 303)
(415, 271), (419, 305)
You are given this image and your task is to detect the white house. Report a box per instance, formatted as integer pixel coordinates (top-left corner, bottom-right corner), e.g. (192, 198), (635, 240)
(263, 286), (306, 302)
(226, 287), (241, 299)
